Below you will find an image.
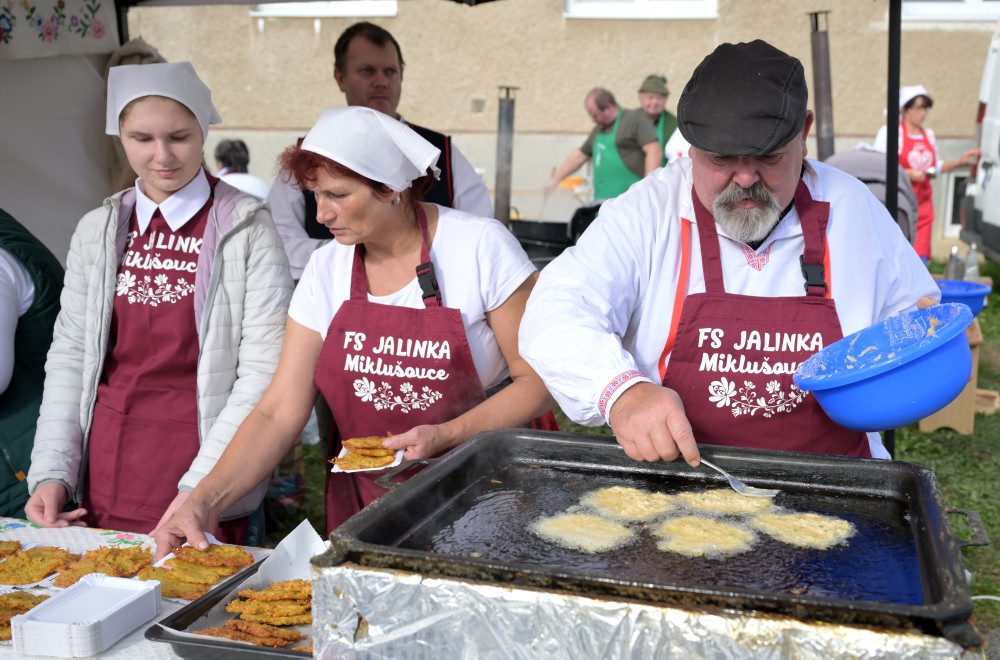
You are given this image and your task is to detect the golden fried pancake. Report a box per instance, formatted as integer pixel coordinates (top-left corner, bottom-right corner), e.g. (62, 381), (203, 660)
(531, 513), (634, 553)
(292, 640), (313, 653)
(173, 544), (253, 568)
(55, 546), (153, 587)
(0, 546), (80, 584)
(227, 598), (311, 617)
(239, 612), (312, 626)
(165, 558), (239, 585)
(334, 452), (395, 471)
(582, 486), (676, 522)
(226, 618), (304, 641)
(194, 626), (292, 648)
(348, 447), (395, 457)
(238, 585), (311, 602)
(138, 566), (210, 600)
(652, 515), (756, 558)
(677, 488), (775, 515)
(751, 512), (855, 549)
(0, 591), (48, 626)
(0, 541), (21, 559)
(342, 435), (389, 449)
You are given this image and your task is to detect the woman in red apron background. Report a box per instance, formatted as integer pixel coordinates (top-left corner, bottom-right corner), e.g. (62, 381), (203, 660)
(889, 86), (978, 260)
(25, 62), (292, 542)
(151, 106), (555, 554)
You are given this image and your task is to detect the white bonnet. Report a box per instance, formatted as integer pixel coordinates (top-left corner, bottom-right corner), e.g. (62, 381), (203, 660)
(300, 107), (440, 192)
(898, 85), (931, 113)
(106, 61), (221, 138)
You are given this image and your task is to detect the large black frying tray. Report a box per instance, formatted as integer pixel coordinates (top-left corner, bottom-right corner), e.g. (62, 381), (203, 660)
(315, 430), (990, 649)
(145, 560), (308, 658)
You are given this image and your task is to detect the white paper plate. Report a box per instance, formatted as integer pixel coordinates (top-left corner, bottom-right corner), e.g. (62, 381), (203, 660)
(330, 446), (404, 473)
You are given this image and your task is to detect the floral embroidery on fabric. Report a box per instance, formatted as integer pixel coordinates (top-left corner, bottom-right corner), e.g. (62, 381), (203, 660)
(116, 269), (195, 306)
(0, 2), (16, 43)
(353, 376), (443, 413)
(0, 520), (40, 532)
(97, 530), (145, 547)
(598, 369), (644, 418)
(741, 243), (773, 272)
(11, 0), (105, 43)
(708, 376), (808, 418)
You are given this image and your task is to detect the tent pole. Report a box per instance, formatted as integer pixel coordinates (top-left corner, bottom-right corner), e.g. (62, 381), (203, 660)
(116, 1), (130, 45)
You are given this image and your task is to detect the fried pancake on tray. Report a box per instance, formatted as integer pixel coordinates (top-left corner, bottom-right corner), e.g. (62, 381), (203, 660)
(238, 582), (311, 602)
(582, 486), (676, 522)
(173, 544), (253, 568)
(0, 546), (80, 585)
(239, 612), (312, 626)
(165, 558), (239, 585)
(0, 541), (21, 559)
(227, 598), (311, 617)
(137, 566), (209, 600)
(292, 640), (314, 653)
(652, 515), (756, 558)
(194, 625), (292, 648)
(54, 546), (153, 587)
(226, 618), (304, 642)
(333, 451), (395, 471)
(677, 488), (775, 515)
(341, 435), (389, 450)
(531, 513), (634, 554)
(751, 512), (855, 549)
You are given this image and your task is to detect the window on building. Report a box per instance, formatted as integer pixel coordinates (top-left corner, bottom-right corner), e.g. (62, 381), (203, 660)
(902, 0), (1000, 22)
(564, 0), (717, 20)
(251, 0), (397, 19)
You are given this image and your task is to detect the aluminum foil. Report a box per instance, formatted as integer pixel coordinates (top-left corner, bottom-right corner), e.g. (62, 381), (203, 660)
(313, 563), (975, 659)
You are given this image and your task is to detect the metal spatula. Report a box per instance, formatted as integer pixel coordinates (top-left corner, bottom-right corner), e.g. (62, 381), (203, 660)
(699, 458), (780, 498)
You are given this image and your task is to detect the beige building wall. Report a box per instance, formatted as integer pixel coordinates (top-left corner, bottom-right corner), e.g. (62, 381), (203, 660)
(129, 0), (995, 235)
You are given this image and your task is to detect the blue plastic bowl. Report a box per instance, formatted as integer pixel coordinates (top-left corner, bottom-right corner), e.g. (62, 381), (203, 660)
(938, 279), (992, 316)
(793, 303), (973, 431)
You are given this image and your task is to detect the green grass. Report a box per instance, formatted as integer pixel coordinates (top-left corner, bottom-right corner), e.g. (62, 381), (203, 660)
(270, 259), (1000, 635)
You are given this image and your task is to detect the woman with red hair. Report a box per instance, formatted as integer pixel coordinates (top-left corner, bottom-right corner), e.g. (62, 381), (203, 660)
(152, 107), (555, 551)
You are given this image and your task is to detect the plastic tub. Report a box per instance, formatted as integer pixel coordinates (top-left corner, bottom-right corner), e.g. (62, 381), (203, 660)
(937, 280), (991, 316)
(793, 303), (974, 431)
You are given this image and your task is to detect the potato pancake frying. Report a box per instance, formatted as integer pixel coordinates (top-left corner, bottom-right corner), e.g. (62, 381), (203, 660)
(677, 488), (775, 515)
(165, 558), (239, 585)
(334, 452), (395, 471)
(138, 566), (210, 600)
(0, 546), (80, 584)
(531, 513), (634, 553)
(751, 512), (855, 549)
(227, 598), (311, 617)
(652, 515), (756, 558)
(173, 544), (253, 568)
(0, 541), (21, 559)
(582, 486), (676, 522)
(342, 435), (390, 450)
(54, 546), (153, 587)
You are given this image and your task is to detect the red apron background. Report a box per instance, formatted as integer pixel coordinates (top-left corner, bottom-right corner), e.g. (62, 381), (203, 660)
(86, 187), (246, 540)
(661, 181), (870, 457)
(899, 121), (937, 259)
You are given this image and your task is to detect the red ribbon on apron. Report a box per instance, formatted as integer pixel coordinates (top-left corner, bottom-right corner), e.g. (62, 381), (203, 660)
(315, 205), (491, 533)
(899, 120), (936, 259)
(661, 180), (870, 457)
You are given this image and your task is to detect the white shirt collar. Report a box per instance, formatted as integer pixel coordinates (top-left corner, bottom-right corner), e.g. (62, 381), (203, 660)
(134, 168), (211, 235)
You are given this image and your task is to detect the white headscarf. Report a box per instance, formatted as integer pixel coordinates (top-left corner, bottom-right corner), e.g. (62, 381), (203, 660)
(300, 107), (441, 192)
(106, 61), (221, 138)
(898, 85), (931, 113)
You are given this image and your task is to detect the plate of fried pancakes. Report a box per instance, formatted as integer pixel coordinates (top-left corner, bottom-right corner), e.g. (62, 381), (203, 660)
(330, 435), (403, 473)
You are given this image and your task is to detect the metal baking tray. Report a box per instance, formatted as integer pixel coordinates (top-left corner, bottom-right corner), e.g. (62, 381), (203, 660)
(316, 430), (990, 648)
(144, 559), (308, 658)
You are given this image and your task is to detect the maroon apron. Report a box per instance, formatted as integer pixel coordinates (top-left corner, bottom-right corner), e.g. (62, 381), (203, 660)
(86, 188), (248, 540)
(316, 205), (492, 532)
(661, 180), (870, 457)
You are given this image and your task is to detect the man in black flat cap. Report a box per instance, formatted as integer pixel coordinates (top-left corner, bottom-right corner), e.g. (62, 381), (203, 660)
(520, 40), (938, 465)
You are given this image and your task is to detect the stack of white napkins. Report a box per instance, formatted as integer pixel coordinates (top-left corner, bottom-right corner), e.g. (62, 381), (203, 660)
(12, 574), (160, 657)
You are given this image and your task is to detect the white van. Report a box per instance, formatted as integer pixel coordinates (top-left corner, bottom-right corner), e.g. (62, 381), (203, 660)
(960, 21), (1000, 262)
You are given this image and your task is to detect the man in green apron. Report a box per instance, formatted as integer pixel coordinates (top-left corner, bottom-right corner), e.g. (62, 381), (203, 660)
(545, 88), (661, 201)
(637, 75), (679, 167)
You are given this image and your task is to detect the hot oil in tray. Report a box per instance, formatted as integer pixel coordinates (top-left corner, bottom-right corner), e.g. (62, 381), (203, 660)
(423, 465), (925, 606)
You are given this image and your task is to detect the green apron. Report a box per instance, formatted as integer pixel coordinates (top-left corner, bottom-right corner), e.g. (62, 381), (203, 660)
(593, 111), (642, 200)
(656, 111), (678, 167)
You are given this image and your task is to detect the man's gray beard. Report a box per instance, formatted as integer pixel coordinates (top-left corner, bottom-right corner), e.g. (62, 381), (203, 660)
(712, 182), (782, 244)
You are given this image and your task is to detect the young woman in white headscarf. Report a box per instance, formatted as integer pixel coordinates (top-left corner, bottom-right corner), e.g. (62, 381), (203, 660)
(152, 107), (555, 554)
(24, 62), (293, 542)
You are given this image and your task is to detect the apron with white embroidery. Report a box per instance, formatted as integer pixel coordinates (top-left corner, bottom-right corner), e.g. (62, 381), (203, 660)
(660, 181), (870, 456)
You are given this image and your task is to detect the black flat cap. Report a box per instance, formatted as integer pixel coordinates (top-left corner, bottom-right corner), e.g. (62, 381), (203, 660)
(678, 40), (808, 156)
